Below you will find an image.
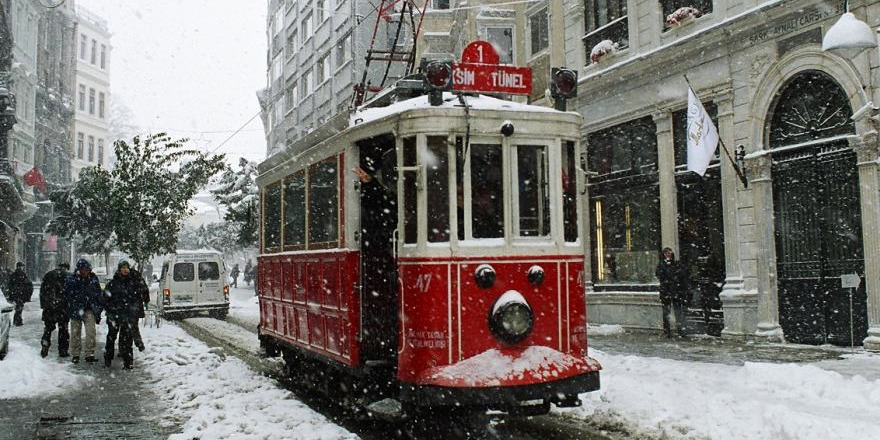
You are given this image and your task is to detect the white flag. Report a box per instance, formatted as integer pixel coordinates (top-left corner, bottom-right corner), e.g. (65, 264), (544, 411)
(686, 87), (719, 176)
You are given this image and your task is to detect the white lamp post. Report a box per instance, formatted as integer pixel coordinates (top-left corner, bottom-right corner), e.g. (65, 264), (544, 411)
(822, 6), (879, 121)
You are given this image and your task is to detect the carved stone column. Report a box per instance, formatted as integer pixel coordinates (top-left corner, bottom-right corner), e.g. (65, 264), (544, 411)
(654, 112), (678, 253)
(748, 153), (784, 341)
(852, 132), (880, 351)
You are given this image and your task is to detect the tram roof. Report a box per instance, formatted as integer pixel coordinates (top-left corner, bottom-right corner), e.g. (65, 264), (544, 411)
(349, 92), (565, 127)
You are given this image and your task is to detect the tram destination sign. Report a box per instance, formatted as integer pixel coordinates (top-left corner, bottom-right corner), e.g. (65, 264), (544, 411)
(451, 41), (532, 95)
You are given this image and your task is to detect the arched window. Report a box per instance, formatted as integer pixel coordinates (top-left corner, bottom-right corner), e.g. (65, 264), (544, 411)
(768, 71), (855, 148)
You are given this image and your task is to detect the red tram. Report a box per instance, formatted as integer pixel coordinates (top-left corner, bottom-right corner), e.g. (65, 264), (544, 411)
(256, 69), (601, 421)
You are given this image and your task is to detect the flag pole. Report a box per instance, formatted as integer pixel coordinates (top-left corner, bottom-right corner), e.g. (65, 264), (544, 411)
(683, 75), (749, 188)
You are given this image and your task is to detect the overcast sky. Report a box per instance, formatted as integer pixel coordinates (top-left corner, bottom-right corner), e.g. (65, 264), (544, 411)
(75, 0), (268, 166)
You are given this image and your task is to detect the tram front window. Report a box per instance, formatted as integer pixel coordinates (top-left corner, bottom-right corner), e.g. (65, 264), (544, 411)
(517, 145), (550, 237)
(471, 144), (504, 239)
(426, 137), (450, 242)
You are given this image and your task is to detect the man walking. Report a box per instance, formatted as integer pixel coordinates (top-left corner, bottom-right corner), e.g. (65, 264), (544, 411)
(656, 247), (688, 338)
(65, 259), (102, 363)
(103, 260), (147, 369)
(7, 262), (34, 327)
(40, 263), (71, 358)
(230, 263), (240, 288)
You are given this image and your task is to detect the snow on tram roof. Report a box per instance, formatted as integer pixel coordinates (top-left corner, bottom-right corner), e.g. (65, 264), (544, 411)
(350, 92), (562, 127)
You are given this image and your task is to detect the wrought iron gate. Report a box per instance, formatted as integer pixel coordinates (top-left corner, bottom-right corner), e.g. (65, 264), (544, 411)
(772, 142), (868, 345)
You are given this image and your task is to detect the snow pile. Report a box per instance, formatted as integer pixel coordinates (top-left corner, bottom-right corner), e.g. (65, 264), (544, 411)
(426, 346), (600, 387)
(587, 324), (625, 336)
(0, 339), (94, 399)
(228, 286), (261, 329)
(590, 39), (618, 63)
(564, 349), (880, 440)
(140, 324), (357, 440)
(351, 93), (560, 126)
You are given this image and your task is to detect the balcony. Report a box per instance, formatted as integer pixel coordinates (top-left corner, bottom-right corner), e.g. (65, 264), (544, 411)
(583, 16), (629, 64)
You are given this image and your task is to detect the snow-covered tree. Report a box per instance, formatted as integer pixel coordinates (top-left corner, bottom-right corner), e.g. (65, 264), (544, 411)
(49, 133), (226, 268)
(211, 157), (259, 247)
(47, 166), (115, 257)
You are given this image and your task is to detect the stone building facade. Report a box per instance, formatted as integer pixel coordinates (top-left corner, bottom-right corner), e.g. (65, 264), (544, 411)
(71, 5), (110, 180)
(565, 0), (880, 350)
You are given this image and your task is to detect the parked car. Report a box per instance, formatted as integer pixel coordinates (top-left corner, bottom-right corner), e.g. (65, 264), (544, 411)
(0, 290), (13, 360)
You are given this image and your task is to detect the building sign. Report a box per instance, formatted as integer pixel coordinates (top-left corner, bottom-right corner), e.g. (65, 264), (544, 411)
(452, 41), (532, 95)
(744, 2), (845, 46)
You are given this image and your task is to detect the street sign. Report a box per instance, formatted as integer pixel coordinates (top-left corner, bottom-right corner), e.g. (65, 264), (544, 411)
(452, 63), (532, 95)
(841, 273), (861, 289)
(452, 40), (532, 95)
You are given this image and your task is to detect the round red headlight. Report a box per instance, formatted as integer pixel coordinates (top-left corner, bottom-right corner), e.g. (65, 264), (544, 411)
(425, 61), (451, 89)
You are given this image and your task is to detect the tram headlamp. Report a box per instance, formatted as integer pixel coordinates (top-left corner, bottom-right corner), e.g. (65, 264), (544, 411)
(474, 264), (496, 289)
(489, 291), (534, 344)
(550, 67), (578, 111)
(527, 265), (545, 286)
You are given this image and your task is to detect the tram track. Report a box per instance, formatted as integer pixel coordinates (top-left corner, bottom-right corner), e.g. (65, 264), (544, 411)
(176, 316), (626, 440)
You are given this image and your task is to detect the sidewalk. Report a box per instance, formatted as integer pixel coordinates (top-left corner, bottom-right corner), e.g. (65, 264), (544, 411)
(0, 304), (172, 440)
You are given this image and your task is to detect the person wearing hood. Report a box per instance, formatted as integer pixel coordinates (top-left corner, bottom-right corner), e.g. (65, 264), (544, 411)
(655, 247), (688, 338)
(40, 262), (71, 358)
(7, 262), (34, 327)
(103, 260), (147, 369)
(64, 259), (103, 363)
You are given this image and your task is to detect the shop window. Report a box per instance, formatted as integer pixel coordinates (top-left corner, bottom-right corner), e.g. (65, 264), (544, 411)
(471, 144), (504, 239)
(284, 171), (306, 248)
(264, 183), (283, 250)
(426, 137), (450, 242)
(517, 145), (550, 237)
(308, 157), (339, 246)
(589, 117), (660, 284)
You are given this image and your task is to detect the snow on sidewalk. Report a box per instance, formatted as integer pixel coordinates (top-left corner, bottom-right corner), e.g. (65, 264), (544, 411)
(0, 336), (94, 400)
(139, 322), (358, 440)
(562, 348), (880, 440)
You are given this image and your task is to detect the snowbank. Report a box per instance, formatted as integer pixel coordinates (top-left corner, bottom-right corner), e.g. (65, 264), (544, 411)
(0, 339), (94, 399)
(426, 346), (600, 387)
(563, 348), (880, 440)
(140, 323), (357, 440)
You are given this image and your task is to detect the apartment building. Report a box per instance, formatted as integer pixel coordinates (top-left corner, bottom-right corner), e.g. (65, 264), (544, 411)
(72, 5), (110, 180)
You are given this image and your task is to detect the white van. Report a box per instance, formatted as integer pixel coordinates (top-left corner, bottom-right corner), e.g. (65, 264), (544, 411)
(158, 250), (229, 319)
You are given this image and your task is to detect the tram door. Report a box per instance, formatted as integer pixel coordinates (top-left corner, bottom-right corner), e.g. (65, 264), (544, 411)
(772, 142), (868, 345)
(356, 135), (399, 362)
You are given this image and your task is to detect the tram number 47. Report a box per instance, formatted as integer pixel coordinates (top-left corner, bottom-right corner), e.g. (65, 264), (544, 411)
(414, 274), (432, 293)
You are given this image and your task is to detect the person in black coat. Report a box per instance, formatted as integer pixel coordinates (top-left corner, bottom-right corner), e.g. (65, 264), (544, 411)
(40, 263), (71, 358)
(656, 247), (687, 338)
(7, 262), (34, 326)
(103, 260), (148, 369)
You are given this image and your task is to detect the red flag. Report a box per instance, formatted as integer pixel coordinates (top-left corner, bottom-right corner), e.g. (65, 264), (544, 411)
(23, 166), (48, 193)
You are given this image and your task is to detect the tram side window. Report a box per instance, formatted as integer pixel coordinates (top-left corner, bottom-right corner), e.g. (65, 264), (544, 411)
(284, 172), (306, 248)
(264, 183), (283, 251)
(309, 157), (339, 246)
(427, 136), (450, 242)
(403, 137), (418, 244)
(563, 141), (578, 242)
(517, 145), (550, 237)
(471, 144), (504, 239)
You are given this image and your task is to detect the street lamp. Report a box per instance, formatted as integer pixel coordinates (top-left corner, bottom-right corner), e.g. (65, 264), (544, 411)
(821, 5), (880, 122)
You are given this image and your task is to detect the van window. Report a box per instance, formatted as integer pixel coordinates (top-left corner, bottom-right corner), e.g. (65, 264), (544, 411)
(198, 262), (220, 280)
(173, 263), (195, 282)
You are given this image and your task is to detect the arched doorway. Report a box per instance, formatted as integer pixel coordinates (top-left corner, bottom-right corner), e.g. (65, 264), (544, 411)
(769, 70), (868, 345)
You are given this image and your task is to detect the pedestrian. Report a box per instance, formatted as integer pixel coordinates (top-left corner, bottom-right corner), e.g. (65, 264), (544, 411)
(103, 260), (148, 369)
(65, 259), (103, 363)
(40, 262), (71, 358)
(7, 262), (34, 327)
(243, 260), (253, 286)
(230, 263), (240, 288)
(656, 247), (687, 338)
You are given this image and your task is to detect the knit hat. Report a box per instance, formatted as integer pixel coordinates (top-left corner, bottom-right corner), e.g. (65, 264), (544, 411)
(75, 259), (91, 270)
(15, 261), (24, 268)
(58, 262), (70, 270)
(118, 260), (130, 269)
